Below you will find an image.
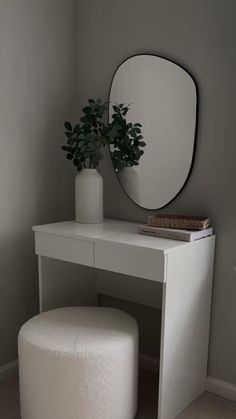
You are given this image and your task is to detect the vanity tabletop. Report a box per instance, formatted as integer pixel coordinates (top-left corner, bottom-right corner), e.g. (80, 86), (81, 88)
(33, 219), (214, 255)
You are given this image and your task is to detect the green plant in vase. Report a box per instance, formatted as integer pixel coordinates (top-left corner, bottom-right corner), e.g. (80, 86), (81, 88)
(61, 98), (108, 224)
(61, 99), (146, 223)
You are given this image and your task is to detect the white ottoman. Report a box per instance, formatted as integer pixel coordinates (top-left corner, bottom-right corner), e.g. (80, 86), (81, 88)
(18, 307), (139, 419)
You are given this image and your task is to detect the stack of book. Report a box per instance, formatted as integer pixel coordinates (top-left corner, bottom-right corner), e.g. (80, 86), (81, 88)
(138, 214), (213, 242)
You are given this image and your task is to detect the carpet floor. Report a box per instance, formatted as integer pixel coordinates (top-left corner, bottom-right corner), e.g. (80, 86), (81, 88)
(0, 371), (236, 418)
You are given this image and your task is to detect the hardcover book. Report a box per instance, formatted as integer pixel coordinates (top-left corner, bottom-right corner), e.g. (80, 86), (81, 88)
(147, 214), (211, 231)
(138, 225), (213, 242)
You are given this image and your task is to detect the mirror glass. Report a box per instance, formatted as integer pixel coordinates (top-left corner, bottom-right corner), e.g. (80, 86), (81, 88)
(109, 55), (197, 209)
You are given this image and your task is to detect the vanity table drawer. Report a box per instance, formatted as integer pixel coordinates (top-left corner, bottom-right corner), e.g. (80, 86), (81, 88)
(35, 232), (94, 267)
(95, 241), (165, 282)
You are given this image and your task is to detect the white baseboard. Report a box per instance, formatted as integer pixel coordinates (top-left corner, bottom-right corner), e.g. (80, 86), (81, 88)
(0, 360), (18, 383)
(139, 354), (159, 373)
(206, 376), (236, 402)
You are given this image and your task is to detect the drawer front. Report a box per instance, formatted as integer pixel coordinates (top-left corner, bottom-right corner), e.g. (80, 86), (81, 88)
(95, 241), (165, 282)
(35, 232), (94, 267)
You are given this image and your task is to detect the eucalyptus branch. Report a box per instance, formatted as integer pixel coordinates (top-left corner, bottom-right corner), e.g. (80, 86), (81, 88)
(61, 99), (146, 172)
(61, 98), (108, 171)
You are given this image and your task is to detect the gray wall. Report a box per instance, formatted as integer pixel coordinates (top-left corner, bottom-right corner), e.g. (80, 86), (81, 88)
(0, 0), (75, 367)
(75, 0), (236, 384)
(1, 0), (235, 388)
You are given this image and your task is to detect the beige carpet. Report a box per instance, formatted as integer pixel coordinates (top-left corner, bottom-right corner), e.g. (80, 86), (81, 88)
(0, 372), (236, 419)
(177, 392), (236, 419)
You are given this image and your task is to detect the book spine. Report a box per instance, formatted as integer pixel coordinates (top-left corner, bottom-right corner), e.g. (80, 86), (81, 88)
(147, 215), (210, 230)
(139, 229), (190, 241)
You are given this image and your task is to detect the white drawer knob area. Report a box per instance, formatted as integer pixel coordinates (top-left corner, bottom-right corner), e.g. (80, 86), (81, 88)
(33, 218), (215, 419)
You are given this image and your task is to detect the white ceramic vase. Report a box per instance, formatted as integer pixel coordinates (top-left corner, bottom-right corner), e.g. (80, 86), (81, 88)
(75, 168), (103, 224)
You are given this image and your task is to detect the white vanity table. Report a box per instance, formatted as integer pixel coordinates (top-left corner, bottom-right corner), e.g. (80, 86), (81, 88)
(33, 218), (215, 419)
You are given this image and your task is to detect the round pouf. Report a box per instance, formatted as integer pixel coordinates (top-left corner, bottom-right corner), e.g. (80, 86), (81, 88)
(18, 307), (139, 419)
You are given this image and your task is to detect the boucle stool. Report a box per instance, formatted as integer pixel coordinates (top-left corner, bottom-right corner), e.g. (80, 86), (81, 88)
(18, 307), (139, 419)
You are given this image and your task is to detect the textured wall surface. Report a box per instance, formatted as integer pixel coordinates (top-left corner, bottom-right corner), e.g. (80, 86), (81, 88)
(75, 0), (236, 384)
(0, 0), (75, 367)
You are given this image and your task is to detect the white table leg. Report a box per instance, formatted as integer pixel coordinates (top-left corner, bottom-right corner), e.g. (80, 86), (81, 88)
(158, 238), (215, 419)
(38, 255), (43, 313)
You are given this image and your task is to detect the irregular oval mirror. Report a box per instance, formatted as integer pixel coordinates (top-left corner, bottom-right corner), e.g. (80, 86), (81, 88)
(109, 55), (197, 209)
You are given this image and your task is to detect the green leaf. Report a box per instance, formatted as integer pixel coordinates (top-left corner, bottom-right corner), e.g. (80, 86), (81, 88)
(73, 158), (79, 166)
(73, 124), (81, 134)
(65, 131), (73, 138)
(77, 141), (86, 149)
(61, 145), (69, 151)
(83, 106), (92, 114)
(64, 121), (72, 131)
(113, 124), (122, 131)
(68, 138), (77, 146)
